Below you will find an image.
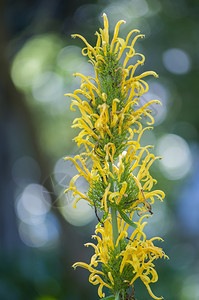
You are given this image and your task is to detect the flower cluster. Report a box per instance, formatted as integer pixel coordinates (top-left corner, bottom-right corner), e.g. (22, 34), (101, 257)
(73, 215), (167, 299)
(65, 14), (168, 300)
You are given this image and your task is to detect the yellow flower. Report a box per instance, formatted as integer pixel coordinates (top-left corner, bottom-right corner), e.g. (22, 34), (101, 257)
(119, 215), (169, 299)
(73, 217), (114, 298)
(73, 216), (168, 299)
(65, 13), (160, 158)
(65, 121), (164, 213)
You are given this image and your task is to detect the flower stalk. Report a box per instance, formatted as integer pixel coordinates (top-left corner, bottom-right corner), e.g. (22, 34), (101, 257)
(109, 161), (120, 250)
(110, 206), (119, 247)
(65, 13), (168, 300)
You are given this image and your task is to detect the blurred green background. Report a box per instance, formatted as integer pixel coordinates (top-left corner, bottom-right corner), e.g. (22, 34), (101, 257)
(0, 0), (199, 299)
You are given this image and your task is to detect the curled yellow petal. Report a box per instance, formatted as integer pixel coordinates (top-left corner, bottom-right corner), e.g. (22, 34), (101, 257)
(144, 283), (163, 300)
(110, 19), (126, 52)
(102, 13), (109, 44)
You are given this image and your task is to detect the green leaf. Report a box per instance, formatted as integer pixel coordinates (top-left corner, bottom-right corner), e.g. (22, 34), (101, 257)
(100, 292), (120, 300)
(101, 211), (109, 222)
(118, 209), (137, 229)
(96, 211), (109, 228)
(115, 292), (120, 300)
(100, 296), (115, 300)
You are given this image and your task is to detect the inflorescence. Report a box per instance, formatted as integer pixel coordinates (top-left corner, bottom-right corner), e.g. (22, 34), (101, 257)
(65, 14), (168, 300)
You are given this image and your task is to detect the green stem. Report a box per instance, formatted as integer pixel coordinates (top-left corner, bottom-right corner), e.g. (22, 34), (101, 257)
(109, 162), (120, 251)
(109, 162), (121, 299)
(115, 292), (120, 300)
(111, 206), (119, 246)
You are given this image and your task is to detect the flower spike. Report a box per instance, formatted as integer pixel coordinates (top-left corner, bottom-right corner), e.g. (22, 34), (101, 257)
(65, 13), (168, 300)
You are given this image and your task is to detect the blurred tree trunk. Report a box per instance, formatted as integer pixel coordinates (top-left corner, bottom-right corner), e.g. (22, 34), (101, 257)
(0, 0), (69, 255)
(0, 1), (90, 291)
(0, 0), (23, 252)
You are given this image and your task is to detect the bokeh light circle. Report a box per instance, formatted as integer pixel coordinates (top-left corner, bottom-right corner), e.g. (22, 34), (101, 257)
(162, 48), (191, 74)
(103, 0), (148, 29)
(18, 213), (60, 248)
(15, 184), (51, 225)
(157, 134), (192, 180)
(32, 71), (64, 103)
(59, 176), (95, 226)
